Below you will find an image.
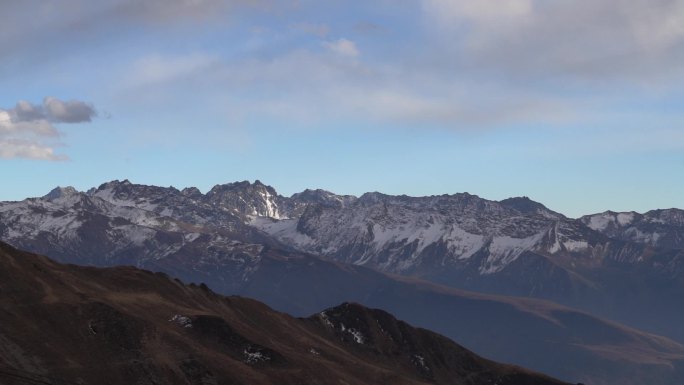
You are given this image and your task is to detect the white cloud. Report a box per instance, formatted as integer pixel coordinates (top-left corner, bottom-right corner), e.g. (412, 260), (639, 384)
(0, 110), (58, 137)
(0, 139), (67, 161)
(0, 97), (96, 161)
(324, 38), (360, 57)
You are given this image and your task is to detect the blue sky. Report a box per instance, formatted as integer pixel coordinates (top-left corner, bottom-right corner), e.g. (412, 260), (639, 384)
(1, 0), (683, 217)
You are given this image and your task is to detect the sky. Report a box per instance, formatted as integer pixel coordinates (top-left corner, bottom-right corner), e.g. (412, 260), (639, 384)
(1, 0), (683, 217)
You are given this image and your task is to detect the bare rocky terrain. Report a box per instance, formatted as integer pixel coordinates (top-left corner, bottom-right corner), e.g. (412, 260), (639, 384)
(0, 242), (570, 385)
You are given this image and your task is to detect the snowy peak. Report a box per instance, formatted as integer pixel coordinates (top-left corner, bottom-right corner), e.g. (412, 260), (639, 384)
(43, 186), (79, 201)
(581, 209), (684, 249)
(582, 209), (684, 231)
(255, 188), (576, 276)
(645, 208), (684, 225)
(206, 180), (273, 195)
(91, 179), (178, 197)
(87, 180), (184, 213)
(8, 179), (684, 277)
(581, 211), (639, 232)
(205, 180), (284, 219)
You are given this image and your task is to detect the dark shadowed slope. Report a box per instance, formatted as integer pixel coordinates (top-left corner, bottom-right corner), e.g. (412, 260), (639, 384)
(231, 249), (684, 385)
(0, 242), (567, 385)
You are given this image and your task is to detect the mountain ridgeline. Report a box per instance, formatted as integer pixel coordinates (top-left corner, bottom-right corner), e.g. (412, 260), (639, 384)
(2, 180), (684, 384)
(0, 242), (570, 385)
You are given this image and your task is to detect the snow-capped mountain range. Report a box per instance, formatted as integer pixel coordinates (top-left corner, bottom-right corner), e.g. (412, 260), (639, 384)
(254, 192), (594, 276)
(581, 209), (684, 249)
(1, 179), (684, 343)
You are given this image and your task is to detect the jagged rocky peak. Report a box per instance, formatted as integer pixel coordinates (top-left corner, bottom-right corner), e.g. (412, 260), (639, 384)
(207, 180), (277, 196)
(180, 186), (203, 199)
(355, 191), (503, 214)
(646, 208), (684, 225)
(499, 196), (562, 218)
(96, 178), (132, 190)
(86, 179), (184, 211)
(43, 186), (79, 200)
(357, 191), (392, 205)
(93, 179), (172, 193)
(205, 180), (284, 218)
(291, 188), (357, 208)
(88, 179), (133, 198)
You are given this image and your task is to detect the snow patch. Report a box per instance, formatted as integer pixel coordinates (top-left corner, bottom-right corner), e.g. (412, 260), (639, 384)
(169, 314), (192, 328)
(445, 225), (485, 260)
(617, 212), (635, 226)
(252, 217), (314, 248)
(548, 237), (562, 254)
(259, 189), (284, 219)
(184, 232), (201, 243)
(480, 232), (544, 274)
(587, 214), (614, 231)
(318, 311), (334, 328)
(243, 348), (270, 364)
(370, 221), (445, 254)
(347, 328), (365, 344)
(413, 354), (429, 371)
(563, 240), (589, 252)
(339, 323), (364, 344)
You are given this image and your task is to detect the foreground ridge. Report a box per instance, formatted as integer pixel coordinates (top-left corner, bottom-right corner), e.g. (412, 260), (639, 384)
(0, 242), (568, 385)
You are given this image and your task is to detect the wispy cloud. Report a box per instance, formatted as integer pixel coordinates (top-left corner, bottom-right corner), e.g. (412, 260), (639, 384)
(291, 22), (330, 38)
(112, 37), (579, 132)
(124, 53), (219, 88)
(323, 38), (360, 57)
(0, 0), (278, 75)
(6, 1), (684, 144)
(421, 0), (684, 84)
(101, 1), (684, 135)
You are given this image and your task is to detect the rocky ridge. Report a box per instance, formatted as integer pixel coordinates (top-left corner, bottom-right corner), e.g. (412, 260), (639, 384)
(0, 242), (572, 385)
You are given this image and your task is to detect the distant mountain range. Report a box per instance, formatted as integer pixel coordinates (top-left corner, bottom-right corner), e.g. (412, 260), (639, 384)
(2, 180), (684, 384)
(0, 242), (570, 385)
